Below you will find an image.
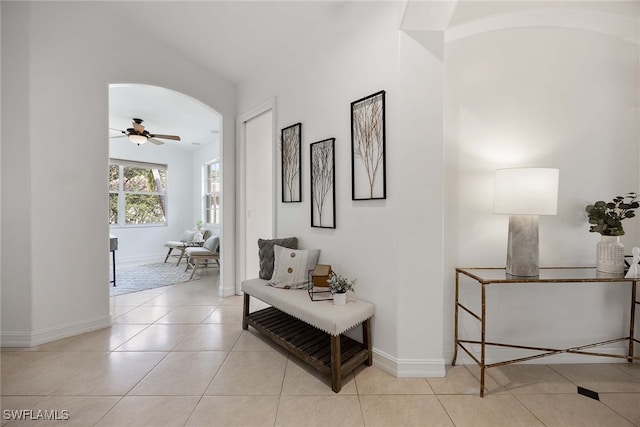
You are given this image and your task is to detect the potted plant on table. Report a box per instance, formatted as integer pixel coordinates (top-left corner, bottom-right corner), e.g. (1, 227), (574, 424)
(194, 220), (205, 242)
(586, 192), (638, 274)
(327, 272), (356, 306)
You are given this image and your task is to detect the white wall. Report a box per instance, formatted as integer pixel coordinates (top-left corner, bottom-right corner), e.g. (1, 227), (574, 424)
(238, 2), (446, 375)
(2, 0), (636, 373)
(244, 109), (275, 280)
(0, 1), (236, 346)
(443, 24), (639, 363)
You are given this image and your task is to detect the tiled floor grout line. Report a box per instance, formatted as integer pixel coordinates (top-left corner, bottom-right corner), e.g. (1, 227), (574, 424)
(3, 272), (639, 426)
(102, 280), (215, 426)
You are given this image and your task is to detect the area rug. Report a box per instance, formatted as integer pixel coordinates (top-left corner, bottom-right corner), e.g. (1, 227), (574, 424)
(110, 262), (193, 297)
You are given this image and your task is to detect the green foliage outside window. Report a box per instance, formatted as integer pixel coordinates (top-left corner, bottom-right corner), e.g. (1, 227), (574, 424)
(109, 160), (167, 225)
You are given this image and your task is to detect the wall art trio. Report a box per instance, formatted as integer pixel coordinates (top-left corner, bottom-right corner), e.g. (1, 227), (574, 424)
(280, 90), (386, 229)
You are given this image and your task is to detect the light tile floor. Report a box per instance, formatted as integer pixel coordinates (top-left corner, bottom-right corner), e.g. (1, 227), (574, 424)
(2, 269), (639, 426)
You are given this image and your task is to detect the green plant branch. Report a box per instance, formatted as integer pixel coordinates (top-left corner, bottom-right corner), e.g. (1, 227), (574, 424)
(586, 192), (638, 236)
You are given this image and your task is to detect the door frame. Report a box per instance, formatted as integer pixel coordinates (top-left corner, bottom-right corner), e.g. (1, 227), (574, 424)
(236, 98), (277, 294)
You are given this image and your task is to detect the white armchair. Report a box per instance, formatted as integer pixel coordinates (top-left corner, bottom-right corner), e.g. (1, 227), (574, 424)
(185, 234), (220, 279)
(164, 229), (212, 266)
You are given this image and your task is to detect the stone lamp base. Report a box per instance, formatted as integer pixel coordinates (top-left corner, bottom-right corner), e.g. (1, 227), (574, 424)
(506, 215), (539, 277)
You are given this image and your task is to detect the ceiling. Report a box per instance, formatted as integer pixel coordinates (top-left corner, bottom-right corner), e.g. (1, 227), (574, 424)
(107, 1), (638, 151)
(109, 84), (220, 151)
(106, 1), (360, 151)
(105, 1), (356, 86)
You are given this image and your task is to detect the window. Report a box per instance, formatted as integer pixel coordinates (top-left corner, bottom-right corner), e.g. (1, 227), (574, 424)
(109, 159), (167, 226)
(204, 159), (221, 225)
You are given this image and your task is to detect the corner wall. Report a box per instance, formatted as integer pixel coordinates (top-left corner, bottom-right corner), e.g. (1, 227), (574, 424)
(443, 24), (639, 363)
(238, 2), (446, 375)
(0, 1), (237, 346)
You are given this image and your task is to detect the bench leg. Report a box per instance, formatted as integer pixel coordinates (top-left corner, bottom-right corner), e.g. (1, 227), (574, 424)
(330, 335), (342, 393)
(243, 293), (250, 330)
(363, 318), (372, 366)
(164, 248), (173, 263)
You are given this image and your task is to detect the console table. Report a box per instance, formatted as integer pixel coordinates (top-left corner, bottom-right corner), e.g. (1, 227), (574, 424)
(452, 267), (638, 397)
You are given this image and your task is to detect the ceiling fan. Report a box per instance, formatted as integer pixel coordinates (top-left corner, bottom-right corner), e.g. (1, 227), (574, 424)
(110, 118), (181, 146)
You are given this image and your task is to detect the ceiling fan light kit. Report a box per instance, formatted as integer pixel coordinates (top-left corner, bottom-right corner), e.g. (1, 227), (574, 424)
(111, 118), (181, 147)
(129, 134), (148, 145)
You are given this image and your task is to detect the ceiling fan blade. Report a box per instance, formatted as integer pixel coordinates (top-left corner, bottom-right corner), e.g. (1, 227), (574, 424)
(109, 135), (127, 139)
(148, 138), (165, 145)
(150, 134), (181, 141)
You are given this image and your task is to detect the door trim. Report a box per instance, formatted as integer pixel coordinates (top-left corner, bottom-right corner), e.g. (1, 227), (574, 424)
(236, 98), (277, 294)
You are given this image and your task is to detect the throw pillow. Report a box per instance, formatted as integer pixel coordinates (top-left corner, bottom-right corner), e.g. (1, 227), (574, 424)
(257, 237), (298, 279)
(180, 230), (196, 242)
(203, 235), (219, 253)
(268, 245), (321, 289)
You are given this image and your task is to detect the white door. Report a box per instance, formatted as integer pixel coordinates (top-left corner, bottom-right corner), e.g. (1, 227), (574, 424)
(242, 107), (274, 280)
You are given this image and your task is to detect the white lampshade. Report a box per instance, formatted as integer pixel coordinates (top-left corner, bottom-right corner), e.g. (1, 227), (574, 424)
(494, 168), (559, 215)
(129, 134), (148, 145)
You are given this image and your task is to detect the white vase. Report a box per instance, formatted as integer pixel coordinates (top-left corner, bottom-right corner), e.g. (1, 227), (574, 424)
(193, 229), (204, 242)
(333, 292), (346, 306)
(596, 235), (625, 274)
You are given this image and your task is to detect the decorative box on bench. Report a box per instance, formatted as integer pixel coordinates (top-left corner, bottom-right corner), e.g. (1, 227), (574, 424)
(241, 278), (374, 393)
(307, 264), (333, 301)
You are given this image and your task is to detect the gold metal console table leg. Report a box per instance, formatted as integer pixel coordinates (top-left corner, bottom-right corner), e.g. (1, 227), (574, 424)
(480, 282), (486, 397)
(630, 279), (638, 362)
(452, 271), (460, 366)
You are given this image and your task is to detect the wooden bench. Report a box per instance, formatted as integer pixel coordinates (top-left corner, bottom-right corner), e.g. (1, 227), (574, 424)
(241, 278), (374, 393)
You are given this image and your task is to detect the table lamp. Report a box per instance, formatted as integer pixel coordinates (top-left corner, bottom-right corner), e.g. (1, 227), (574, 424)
(494, 168), (559, 276)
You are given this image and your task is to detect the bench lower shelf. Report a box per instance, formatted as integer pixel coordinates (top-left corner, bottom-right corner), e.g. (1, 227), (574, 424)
(243, 304), (372, 392)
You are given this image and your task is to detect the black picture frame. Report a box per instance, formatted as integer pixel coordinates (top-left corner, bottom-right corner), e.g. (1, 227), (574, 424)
(310, 138), (335, 229)
(281, 122), (302, 203)
(351, 90), (386, 200)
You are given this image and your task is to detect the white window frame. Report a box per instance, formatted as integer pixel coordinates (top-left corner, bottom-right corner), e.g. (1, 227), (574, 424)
(203, 158), (221, 226)
(109, 158), (168, 227)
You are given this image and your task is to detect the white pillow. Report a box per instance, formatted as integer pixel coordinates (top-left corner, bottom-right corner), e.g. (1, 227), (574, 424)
(180, 230), (196, 242)
(268, 245), (320, 289)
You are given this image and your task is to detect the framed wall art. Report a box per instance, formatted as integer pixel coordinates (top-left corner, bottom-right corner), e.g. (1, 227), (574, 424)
(310, 138), (335, 229)
(351, 90), (386, 200)
(281, 122), (302, 203)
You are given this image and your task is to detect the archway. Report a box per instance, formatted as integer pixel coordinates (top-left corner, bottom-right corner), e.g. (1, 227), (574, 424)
(108, 83), (224, 296)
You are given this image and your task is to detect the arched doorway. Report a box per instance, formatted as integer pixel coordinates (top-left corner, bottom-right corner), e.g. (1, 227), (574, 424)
(108, 83), (224, 296)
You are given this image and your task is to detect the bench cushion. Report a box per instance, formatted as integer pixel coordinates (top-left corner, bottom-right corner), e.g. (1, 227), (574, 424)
(185, 247), (218, 257)
(164, 240), (187, 249)
(242, 278), (374, 336)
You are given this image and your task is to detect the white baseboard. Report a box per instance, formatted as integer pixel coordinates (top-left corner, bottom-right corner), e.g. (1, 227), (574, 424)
(1, 315), (112, 348)
(220, 285), (237, 298)
(444, 345), (632, 366)
(117, 254), (165, 266)
(373, 348), (446, 378)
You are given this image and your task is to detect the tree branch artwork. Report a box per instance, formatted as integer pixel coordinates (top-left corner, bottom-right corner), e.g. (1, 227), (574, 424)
(351, 90), (386, 200)
(281, 123), (301, 202)
(310, 138), (335, 228)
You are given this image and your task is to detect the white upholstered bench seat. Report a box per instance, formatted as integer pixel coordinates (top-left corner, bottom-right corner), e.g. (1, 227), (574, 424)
(241, 278), (374, 392)
(241, 278), (374, 335)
